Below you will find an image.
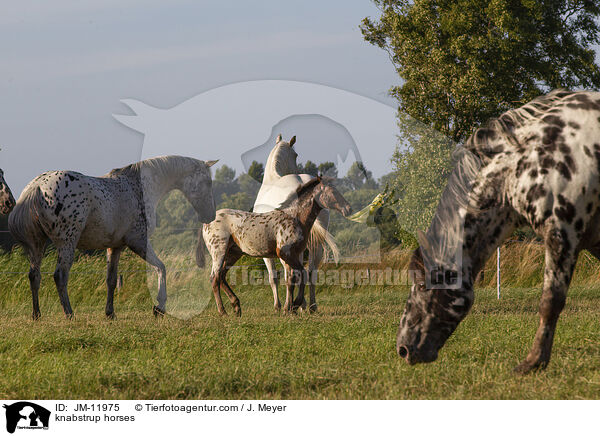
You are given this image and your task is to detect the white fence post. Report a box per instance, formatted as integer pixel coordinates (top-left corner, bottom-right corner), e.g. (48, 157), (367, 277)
(496, 246), (501, 299)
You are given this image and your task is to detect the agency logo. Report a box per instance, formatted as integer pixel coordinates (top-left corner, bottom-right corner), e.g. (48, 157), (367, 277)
(2, 402), (50, 433)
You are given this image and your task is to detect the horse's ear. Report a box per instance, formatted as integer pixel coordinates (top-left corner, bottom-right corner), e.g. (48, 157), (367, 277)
(205, 160), (219, 168)
(289, 136), (296, 147)
(276, 134), (282, 143)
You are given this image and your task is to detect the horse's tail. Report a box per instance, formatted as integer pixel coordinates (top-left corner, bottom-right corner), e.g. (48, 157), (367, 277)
(8, 185), (47, 253)
(195, 227), (206, 268)
(308, 218), (340, 265)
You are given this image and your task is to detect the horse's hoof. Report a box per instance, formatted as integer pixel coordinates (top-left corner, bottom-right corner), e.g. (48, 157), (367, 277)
(513, 359), (546, 375)
(234, 309), (242, 318)
(153, 305), (165, 317)
(291, 305), (301, 314)
(309, 304), (318, 313)
(32, 312), (41, 321)
(65, 313), (75, 320)
(106, 312), (116, 320)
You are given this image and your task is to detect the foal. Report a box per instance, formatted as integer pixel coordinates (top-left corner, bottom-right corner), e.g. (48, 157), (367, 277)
(197, 177), (352, 315)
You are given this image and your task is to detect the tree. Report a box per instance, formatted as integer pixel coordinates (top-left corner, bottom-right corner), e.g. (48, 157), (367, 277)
(318, 162), (338, 178)
(214, 165), (236, 185)
(391, 113), (456, 232)
(212, 165), (238, 204)
(344, 161), (374, 191)
(220, 191), (255, 212)
(247, 161), (264, 183)
(361, 0), (600, 142)
(300, 160), (319, 177)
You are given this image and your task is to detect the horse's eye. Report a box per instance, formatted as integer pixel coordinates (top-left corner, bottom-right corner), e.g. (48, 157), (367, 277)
(417, 282), (427, 291)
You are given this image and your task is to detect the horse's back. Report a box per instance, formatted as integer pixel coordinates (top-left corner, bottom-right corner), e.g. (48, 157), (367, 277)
(15, 170), (140, 248)
(205, 208), (295, 257)
(483, 91), (600, 247)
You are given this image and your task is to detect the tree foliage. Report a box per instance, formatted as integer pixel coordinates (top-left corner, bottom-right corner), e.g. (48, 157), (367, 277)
(298, 160), (319, 177)
(361, 0), (600, 142)
(391, 113), (455, 233)
(318, 162), (338, 178)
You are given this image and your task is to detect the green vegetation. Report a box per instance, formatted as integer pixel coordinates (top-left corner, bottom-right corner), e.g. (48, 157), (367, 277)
(361, 0), (600, 235)
(0, 244), (598, 399)
(361, 0), (600, 143)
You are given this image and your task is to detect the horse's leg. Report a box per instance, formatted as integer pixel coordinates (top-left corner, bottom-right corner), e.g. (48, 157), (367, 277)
(219, 251), (243, 316)
(209, 250), (228, 315)
(281, 253), (305, 313)
(307, 245), (325, 313)
(127, 241), (167, 316)
(27, 239), (46, 320)
(281, 262), (294, 314)
(105, 247), (122, 319)
(220, 274), (242, 317)
(264, 258), (281, 311)
(291, 260), (306, 313)
(146, 245), (168, 316)
(514, 229), (577, 374)
(53, 244), (75, 319)
(211, 271), (227, 315)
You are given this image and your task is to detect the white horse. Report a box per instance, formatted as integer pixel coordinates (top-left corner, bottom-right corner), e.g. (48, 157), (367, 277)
(253, 135), (339, 312)
(9, 156), (217, 319)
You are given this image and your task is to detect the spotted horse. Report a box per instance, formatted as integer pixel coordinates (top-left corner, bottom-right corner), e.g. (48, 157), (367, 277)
(9, 156), (218, 319)
(397, 90), (600, 374)
(0, 168), (16, 214)
(197, 177), (352, 316)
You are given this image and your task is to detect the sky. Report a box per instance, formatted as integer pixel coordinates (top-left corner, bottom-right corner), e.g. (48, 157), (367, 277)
(0, 0), (400, 195)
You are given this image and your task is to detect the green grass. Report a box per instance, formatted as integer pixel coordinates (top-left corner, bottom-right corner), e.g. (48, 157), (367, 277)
(0, 247), (599, 399)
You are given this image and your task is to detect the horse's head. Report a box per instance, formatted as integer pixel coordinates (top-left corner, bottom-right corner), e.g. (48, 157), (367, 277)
(396, 247), (473, 365)
(313, 177), (352, 217)
(0, 168), (16, 214)
(180, 160), (218, 223)
(266, 134), (299, 177)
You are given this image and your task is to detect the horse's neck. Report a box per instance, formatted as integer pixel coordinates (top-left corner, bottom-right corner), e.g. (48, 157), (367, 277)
(289, 192), (322, 232)
(139, 164), (184, 210)
(262, 163), (284, 184)
(263, 147), (297, 184)
(437, 199), (513, 293)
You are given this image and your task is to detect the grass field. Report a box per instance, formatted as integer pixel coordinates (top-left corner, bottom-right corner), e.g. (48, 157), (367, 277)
(0, 244), (599, 399)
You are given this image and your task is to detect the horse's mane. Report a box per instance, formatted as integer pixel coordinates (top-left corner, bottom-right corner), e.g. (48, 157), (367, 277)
(420, 147), (482, 268)
(465, 89), (575, 155)
(108, 155), (200, 179)
(265, 144), (298, 179)
(421, 89), (576, 267)
(279, 177), (323, 209)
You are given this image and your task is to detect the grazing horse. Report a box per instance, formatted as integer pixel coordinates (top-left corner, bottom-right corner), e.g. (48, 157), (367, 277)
(253, 134), (339, 312)
(0, 168), (16, 214)
(198, 177), (352, 315)
(397, 90), (600, 373)
(9, 156), (217, 319)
